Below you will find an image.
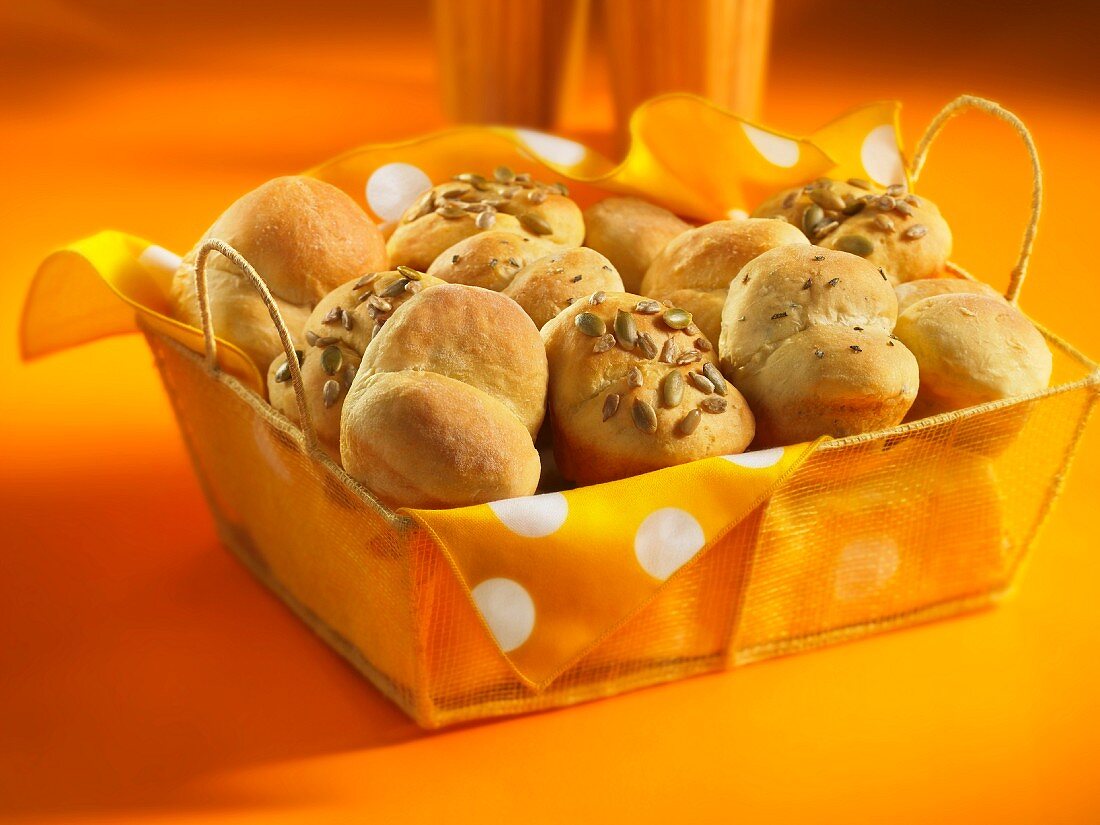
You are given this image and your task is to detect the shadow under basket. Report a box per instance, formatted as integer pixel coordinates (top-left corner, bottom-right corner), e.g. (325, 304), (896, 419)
(144, 314), (1098, 727)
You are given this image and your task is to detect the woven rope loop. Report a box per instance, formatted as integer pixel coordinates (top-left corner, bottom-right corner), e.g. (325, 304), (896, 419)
(193, 238), (320, 453)
(910, 95), (1042, 305)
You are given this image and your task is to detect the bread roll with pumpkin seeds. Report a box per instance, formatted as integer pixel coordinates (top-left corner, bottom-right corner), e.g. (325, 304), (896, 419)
(640, 219), (809, 345)
(894, 276), (1003, 314)
(583, 197), (691, 293)
(426, 230), (557, 291)
(503, 247), (625, 328)
(267, 267), (444, 458)
(894, 293), (1051, 419)
(542, 292), (754, 485)
(169, 176), (388, 373)
(720, 245), (918, 447)
(387, 169), (585, 270)
(752, 178), (952, 285)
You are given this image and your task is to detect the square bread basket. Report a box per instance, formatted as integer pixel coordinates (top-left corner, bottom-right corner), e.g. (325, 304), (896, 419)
(22, 95), (1100, 727)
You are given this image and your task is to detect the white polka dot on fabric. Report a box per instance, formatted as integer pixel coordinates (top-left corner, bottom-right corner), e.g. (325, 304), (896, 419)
(833, 537), (900, 601)
(634, 508), (706, 581)
(471, 578), (536, 652)
(723, 447), (785, 469)
(365, 162), (433, 222)
(489, 492), (568, 538)
(740, 122), (800, 168)
(860, 124), (905, 186)
(727, 208), (749, 220)
(515, 129), (587, 166)
(138, 244), (182, 274)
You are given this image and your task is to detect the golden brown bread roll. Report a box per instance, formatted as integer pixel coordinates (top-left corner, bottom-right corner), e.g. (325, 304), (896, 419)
(720, 245), (918, 447)
(582, 197), (691, 293)
(752, 178), (952, 285)
(503, 247), (625, 328)
(893, 293), (1052, 418)
(542, 292), (755, 485)
(386, 169), (585, 270)
(170, 176), (388, 372)
(426, 230), (556, 291)
(640, 219), (809, 345)
(267, 267), (443, 458)
(894, 276), (1003, 314)
(341, 283), (547, 508)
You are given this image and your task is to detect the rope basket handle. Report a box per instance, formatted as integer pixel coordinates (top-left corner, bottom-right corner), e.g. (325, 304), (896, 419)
(909, 95), (1041, 305)
(193, 239), (320, 454)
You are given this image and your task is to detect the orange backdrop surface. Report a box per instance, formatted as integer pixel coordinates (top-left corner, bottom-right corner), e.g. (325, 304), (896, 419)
(2, 1), (1099, 822)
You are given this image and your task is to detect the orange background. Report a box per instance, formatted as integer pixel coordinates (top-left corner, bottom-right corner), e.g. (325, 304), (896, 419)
(2, 1), (1099, 822)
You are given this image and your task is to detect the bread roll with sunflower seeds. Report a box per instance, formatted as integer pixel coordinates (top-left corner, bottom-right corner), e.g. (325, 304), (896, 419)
(169, 176), (388, 373)
(267, 267), (444, 458)
(503, 247), (625, 328)
(894, 276), (1003, 314)
(386, 169), (585, 270)
(894, 293), (1051, 418)
(582, 197), (691, 293)
(720, 245), (918, 447)
(752, 178), (952, 285)
(426, 231), (557, 291)
(542, 292), (754, 485)
(640, 219), (809, 345)
(341, 283), (546, 507)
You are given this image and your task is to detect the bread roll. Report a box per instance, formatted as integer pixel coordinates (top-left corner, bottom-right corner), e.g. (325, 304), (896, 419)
(170, 176), (388, 372)
(641, 219), (809, 345)
(267, 267), (443, 458)
(426, 231), (556, 291)
(752, 178), (951, 285)
(542, 292), (755, 485)
(503, 247), (625, 328)
(341, 283), (547, 508)
(387, 169), (585, 270)
(720, 245), (918, 446)
(894, 293), (1052, 418)
(894, 276), (1003, 314)
(583, 197), (691, 292)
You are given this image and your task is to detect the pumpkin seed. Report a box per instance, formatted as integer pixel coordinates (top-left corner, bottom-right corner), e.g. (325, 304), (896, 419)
(660, 370), (684, 407)
(631, 398), (658, 434)
(575, 312), (606, 337)
(809, 186), (846, 211)
(322, 379), (341, 409)
(614, 310), (638, 349)
(842, 199), (866, 216)
(593, 333), (616, 353)
(635, 299), (661, 314)
(847, 177), (873, 190)
(802, 204), (824, 235)
(835, 234), (874, 257)
(321, 346), (342, 376)
(636, 332), (658, 359)
(660, 339), (679, 364)
(700, 397), (727, 414)
(689, 371), (714, 393)
(702, 363), (727, 396)
(677, 408), (702, 436)
(520, 213), (553, 236)
(602, 393), (620, 421)
(476, 211), (496, 230)
(903, 224), (928, 239)
(661, 308), (692, 330)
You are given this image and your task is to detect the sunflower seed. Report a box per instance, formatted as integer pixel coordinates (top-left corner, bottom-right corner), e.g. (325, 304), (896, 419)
(903, 224), (928, 240)
(322, 379), (341, 408)
(320, 346), (342, 376)
(660, 339), (679, 364)
(631, 398), (658, 433)
(886, 184), (906, 197)
(515, 172), (532, 184)
(635, 299), (661, 314)
(344, 363), (357, 385)
(813, 220), (840, 239)
(454, 172), (485, 184)
(894, 200), (914, 217)
(700, 397), (727, 414)
(378, 278), (408, 298)
(614, 310), (638, 349)
(847, 177), (873, 190)
(637, 332), (658, 359)
(528, 189), (548, 205)
(476, 211), (496, 229)
(694, 337), (712, 352)
(826, 277), (840, 287)
(661, 308), (692, 330)
(405, 190), (434, 222)
(520, 213), (553, 236)
(593, 333), (616, 353)
(552, 182), (569, 196)
(876, 195), (896, 211)
(342, 313), (354, 331)
(677, 408), (702, 435)
(405, 281), (422, 295)
(842, 199), (867, 216)
(802, 278), (813, 290)
(873, 213), (895, 232)
(368, 295), (393, 312)
(809, 186), (846, 211)
(305, 330), (319, 346)
(627, 366), (644, 388)
(371, 322), (382, 339)
(575, 312), (606, 337)
(274, 360), (291, 383)
(689, 371), (714, 393)
(323, 306), (343, 325)
(782, 191), (798, 209)
(905, 194), (922, 207)
(814, 349), (825, 358)
(353, 273), (375, 290)
(702, 363), (727, 396)
(494, 165), (516, 183)
(802, 204), (824, 235)
(590, 291), (606, 306)
(437, 204), (467, 219)
(602, 393), (620, 421)
(772, 311), (788, 320)
(835, 234), (874, 257)
(677, 350), (701, 365)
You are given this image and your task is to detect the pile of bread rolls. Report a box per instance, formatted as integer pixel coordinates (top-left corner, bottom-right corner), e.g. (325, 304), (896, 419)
(168, 170), (1052, 509)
